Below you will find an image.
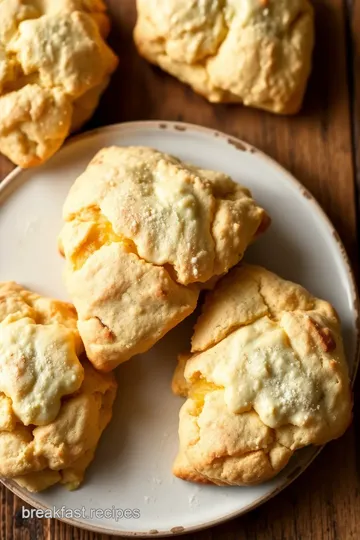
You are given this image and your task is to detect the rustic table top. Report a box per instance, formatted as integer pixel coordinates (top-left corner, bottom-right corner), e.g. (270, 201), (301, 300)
(1, 1), (359, 539)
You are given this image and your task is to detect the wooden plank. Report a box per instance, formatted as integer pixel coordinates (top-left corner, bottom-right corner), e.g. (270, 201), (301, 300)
(347, 0), (360, 213)
(0, 155), (14, 181)
(0, 0), (359, 539)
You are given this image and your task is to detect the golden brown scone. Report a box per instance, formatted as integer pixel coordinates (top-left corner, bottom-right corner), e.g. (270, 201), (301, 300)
(0, 281), (117, 492)
(0, 1), (118, 167)
(134, 0), (314, 114)
(0, 84), (73, 168)
(172, 265), (352, 486)
(58, 146), (269, 371)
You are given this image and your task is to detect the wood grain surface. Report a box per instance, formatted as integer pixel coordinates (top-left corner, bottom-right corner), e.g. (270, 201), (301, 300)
(0, 1), (359, 539)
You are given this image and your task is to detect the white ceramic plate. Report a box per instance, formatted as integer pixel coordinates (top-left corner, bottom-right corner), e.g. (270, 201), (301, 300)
(0, 122), (358, 537)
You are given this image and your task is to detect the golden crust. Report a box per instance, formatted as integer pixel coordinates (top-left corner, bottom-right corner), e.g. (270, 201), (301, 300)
(0, 84), (72, 168)
(39, 0), (110, 36)
(0, 1), (118, 167)
(173, 395), (292, 485)
(10, 12), (116, 99)
(172, 265), (352, 485)
(0, 281), (117, 492)
(66, 243), (199, 371)
(59, 146), (268, 370)
(191, 263), (316, 352)
(134, 0), (314, 114)
(61, 147), (268, 286)
(7, 361), (117, 492)
(0, 1), (39, 46)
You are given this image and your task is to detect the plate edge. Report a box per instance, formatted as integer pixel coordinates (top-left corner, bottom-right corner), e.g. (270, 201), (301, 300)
(0, 120), (358, 537)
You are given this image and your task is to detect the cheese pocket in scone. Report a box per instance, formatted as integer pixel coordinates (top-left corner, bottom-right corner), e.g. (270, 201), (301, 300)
(172, 265), (352, 485)
(0, 282), (117, 492)
(134, 0), (314, 114)
(58, 146), (269, 371)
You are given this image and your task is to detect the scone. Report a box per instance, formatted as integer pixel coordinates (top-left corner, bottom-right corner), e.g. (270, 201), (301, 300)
(0, 281), (117, 492)
(172, 265), (352, 485)
(58, 146), (269, 371)
(134, 0), (314, 114)
(0, 0), (118, 167)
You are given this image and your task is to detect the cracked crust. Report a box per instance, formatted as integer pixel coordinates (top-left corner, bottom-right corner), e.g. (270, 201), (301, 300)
(134, 0), (314, 114)
(65, 242), (199, 371)
(0, 84), (73, 168)
(172, 264), (352, 485)
(191, 263), (317, 352)
(173, 393), (293, 486)
(0, 1), (118, 167)
(58, 147), (269, 371)
(3, 360), (117, 492)
(0, 281), (117, 492)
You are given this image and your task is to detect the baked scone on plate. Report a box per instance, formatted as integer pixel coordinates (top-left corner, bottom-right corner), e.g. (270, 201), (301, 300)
(0, 0), (118, 167)
(134, 0), (314, 114)
(172, 265), (352, 485)
(0, 282), (117, 492)
(58, 146), (269, 371)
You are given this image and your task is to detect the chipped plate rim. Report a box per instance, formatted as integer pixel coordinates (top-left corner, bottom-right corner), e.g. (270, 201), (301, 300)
(0, 121), (359, 537)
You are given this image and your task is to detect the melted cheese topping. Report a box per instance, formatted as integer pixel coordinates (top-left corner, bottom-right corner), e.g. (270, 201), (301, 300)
(0, 318), (83, 426)
(72, 220), (123, 270)
(185, 316), (333, 429)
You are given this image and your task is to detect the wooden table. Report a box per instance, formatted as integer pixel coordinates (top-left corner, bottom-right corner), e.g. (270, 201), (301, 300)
(1, 1), (359, 539)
